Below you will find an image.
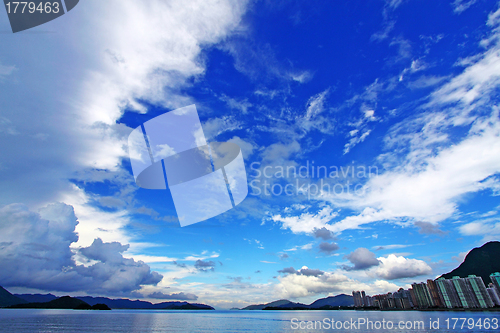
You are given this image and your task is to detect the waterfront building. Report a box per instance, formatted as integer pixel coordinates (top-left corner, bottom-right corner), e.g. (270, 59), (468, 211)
(435, 278), (462, 308)
(427, 279), (444, 307)
(451, 276), (479, 308)
(352, 291), (364, 307)
(364, 295), (374, 307)
(487, 284), (500, 306)
(408, 288), (418, 308)
(491, 272), (500, 294)
(466, 275), (494, 308)
(411, 282), (434, 308)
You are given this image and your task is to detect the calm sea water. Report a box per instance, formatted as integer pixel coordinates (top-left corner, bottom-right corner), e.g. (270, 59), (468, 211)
(0, 309), (499, 332)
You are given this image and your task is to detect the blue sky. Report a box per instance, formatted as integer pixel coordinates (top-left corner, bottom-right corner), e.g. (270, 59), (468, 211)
(1, 0), (500, 309)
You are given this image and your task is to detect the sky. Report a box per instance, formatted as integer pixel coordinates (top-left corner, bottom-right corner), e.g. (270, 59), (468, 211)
(1, 0), (500, 309)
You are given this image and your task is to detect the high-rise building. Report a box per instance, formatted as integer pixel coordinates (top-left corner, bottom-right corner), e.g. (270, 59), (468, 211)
(427, 279), (443, 307)
(373, 294), (390, 309)
(435, 277), (462, 308)
(393, 288), (412, 309)
(411, 282), (433, 308)
(490, 272), (500, 294)
(408, 288), (418, 308)
(361, 291), (367, 307)
(466, 275), (494, 308)
(452, 276), (479, 308)
(400, 289), (415, 308)
(353, 291), (364, 307)
(487, 283), (500, 306)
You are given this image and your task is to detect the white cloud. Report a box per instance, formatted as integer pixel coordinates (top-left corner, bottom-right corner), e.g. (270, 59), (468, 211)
(284, 243), (314, 252)
(374, 254), (432, 280)
(458, 220), (500, 241)
(386, 0), (404, 9)
(272, 206), (338, 235)
(327, 109), (500, 232)
(370, 21), (395, 42)
(452, 0), (478, 14)
(305, 90), (329, 120)
(344, 248), (381, 270)
(407, 75), (449, 89)
(0, 62), (16, 79)
(275, 269), (403, 299)
(0, 0), (250, 272)
(219, 94), (252, 114)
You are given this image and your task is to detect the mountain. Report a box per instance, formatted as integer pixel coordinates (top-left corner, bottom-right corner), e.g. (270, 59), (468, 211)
(308, 294), (354, 308)
(242, 295), (354, 310)
(15, 293), (58, 303)
(75, 296), (214, 310)
(440, 241), (500, 284)
(269, 301), (308, 309)
(0, 286), (27, 307)
(241, 299), (294, 310)
(8, 296), (91, 309)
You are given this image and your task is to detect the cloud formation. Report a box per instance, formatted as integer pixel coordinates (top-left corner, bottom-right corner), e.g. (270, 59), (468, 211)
(0, 203), (162, 295)
(343, 248), (381, 271)
(147, 291), (198, 301)
(318, 242), (340, 255)
(195, 260), (216, 272)
(374, 254), (432, 280)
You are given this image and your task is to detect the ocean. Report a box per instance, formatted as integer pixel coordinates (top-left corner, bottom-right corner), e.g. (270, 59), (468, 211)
(0, 309), (499, 332)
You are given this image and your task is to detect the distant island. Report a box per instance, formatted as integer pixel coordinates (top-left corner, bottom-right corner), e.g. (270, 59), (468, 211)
(9, 296), (111, 310)
(239, 294), (354, 310)
(0, 287), (214, 310)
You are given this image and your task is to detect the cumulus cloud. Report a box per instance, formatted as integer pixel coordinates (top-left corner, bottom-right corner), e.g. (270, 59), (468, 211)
(278, 266), (324, 277)
(0, 0), (250, 269)
(343, 248), (381, 271)
(0, 0), (248, 206)
(278, 267), (298, 275)
(0, 203), (162, 294)
(312, 227), (334, 240)
(275, 269), (401, 299)
(374, 254), (432, 280)
(318, 242), (340, 255)
(195, 260), (216, 272)
(298, 267), (325, 277)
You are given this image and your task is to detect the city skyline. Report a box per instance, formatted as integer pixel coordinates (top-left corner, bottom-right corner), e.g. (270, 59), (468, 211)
(353, 272), (500, 310)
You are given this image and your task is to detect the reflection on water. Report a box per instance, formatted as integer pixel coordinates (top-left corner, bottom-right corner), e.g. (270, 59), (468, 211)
(0, 309), (499, 332)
